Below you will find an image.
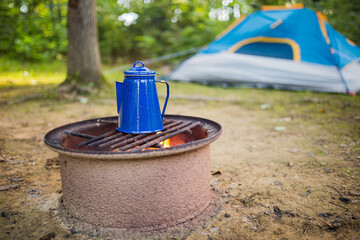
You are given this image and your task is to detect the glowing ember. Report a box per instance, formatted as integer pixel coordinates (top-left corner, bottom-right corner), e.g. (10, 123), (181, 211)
(119, 135), (172, 152)
(161, 138), (171, 148)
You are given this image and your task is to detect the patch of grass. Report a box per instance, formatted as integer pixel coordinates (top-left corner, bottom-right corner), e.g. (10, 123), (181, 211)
(0, 58), (66, 87)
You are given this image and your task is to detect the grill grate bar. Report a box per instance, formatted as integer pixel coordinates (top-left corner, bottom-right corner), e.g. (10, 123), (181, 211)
(118, 121), (191, 152)
(65, 118), (202, 152)
(160, 119), (174, 126)
(88, 132), (124, 148)
(93, 120), (176, 150)
(96, 119), (117, 124)
(98, 134), (133, 149)
(131, 122), (201, 152)
(109, 134), (150, 151)
(77, 130), (117, 148)
(88, 119), (173, 148)
(64, 130), (94, 139)
(110, 120), (184, 151)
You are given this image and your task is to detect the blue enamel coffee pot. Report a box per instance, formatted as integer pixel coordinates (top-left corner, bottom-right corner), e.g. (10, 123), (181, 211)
(116, 61), (170, 134)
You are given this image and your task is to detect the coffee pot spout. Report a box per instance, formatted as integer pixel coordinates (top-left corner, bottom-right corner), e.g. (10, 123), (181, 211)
(116, 81), (123, 113)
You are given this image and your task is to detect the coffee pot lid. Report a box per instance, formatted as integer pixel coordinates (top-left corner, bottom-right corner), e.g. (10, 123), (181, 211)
(124, 61), (156, 76)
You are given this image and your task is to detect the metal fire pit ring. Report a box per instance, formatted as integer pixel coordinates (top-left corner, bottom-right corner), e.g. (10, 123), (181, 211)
(44, 115), (222, 159)
(44, 115), (222, 231)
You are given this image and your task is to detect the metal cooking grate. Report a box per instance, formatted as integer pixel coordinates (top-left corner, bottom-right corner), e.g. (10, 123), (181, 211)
(64, 118), (201, 152)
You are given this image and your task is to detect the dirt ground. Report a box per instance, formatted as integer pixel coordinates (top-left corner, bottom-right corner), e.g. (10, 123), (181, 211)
(0, 84), (359, 240)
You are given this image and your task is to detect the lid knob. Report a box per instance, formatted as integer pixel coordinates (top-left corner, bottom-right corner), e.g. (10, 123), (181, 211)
(124, 60), (156, 76)
(133, 61), (145, 68)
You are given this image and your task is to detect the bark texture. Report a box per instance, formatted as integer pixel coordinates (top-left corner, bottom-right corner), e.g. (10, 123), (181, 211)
(64, 0), (104, 92)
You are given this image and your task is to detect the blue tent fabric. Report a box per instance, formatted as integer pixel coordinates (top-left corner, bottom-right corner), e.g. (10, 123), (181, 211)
(201, 8), (338, 66)
(169, 5), (360, 94)
(235, 42), (294, 60)
(325, 23), (360, 69)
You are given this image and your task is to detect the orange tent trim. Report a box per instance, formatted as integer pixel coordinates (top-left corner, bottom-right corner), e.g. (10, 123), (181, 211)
(261, 4), (304, 11)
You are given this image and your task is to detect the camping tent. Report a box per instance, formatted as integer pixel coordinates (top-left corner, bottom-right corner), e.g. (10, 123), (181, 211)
(168, 4), (360, 94)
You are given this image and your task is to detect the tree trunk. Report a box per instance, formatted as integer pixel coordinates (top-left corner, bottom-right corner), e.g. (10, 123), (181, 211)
(61, 0), (105, 93)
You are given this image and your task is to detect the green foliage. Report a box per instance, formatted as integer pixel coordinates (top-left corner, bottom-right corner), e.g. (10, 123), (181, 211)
(0, 0), (359, 62)
(97, 0), (233, 63)
(307, 0), (360, 44)
(0, 0), (68, 61)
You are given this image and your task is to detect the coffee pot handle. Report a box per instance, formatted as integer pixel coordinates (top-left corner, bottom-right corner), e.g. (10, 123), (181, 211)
(155, 80), (170, 119)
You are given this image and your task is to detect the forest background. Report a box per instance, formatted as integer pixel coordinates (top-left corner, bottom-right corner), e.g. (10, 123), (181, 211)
(1, 0), (359, 65)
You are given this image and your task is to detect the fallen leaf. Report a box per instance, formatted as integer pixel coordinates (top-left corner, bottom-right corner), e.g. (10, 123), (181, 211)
(211, 168), (222, 176)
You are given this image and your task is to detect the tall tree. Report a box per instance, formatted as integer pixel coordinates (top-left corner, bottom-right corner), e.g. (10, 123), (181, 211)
(61, 0), (105, 93)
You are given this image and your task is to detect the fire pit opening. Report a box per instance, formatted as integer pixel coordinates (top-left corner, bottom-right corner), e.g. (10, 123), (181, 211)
(61, 119), (208, 152)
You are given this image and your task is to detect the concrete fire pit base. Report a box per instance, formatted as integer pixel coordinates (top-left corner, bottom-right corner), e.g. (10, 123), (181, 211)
(59, 145), (213, 230)
(57, 192), (221, 239)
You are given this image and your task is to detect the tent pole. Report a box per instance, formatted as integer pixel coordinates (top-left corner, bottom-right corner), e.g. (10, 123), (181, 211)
(337, 66), (353, 95)
(324, 24), (352, 95)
